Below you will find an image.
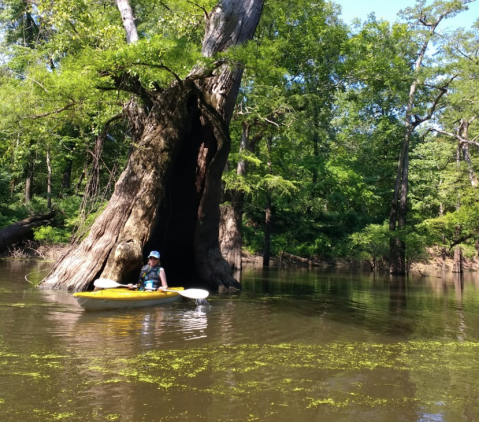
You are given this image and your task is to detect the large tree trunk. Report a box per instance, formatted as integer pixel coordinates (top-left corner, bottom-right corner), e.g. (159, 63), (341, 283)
(40, 0), (264, 292)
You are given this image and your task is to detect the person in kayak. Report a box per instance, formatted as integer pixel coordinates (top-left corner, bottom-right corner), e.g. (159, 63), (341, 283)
(129, 251), (168, 291)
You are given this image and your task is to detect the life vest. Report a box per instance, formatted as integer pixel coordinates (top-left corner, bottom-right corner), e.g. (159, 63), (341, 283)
(139, 265), (162, 290)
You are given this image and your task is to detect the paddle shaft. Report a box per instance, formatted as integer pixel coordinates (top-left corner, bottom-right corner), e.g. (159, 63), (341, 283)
(93, 279), (209, 299)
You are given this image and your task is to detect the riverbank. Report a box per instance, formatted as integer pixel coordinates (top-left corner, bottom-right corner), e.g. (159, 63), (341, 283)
(4, 243), (479, 275)
(0, 242), (70, 262)
(243, 249), (479, 275)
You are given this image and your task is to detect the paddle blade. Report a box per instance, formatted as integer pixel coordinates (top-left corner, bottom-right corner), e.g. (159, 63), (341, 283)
(93, 278), (122, 289)
(180, 289), (209, 300)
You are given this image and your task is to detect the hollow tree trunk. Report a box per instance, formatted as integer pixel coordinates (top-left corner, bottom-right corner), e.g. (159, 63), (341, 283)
(40, 0), (264, 292)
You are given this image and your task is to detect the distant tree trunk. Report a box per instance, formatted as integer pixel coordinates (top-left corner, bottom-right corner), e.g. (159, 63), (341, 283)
(46, 148), (52, 210)
(62, 160), (72, 190)
(40, 0), (264, 292)
(446, 116), (478, 275)
(453, 245), (463, 273)
(458, 118), (478, 186)
(311, 105), (320, 185)
(85, 114), (123, 199)
(24, 10), (38, 48)
(75, 161), (87, 194)
(220, 121), (251, 270)
(389, 53), (421, 275)
(263, 188), (272, 267)
(441, 246), (447, 271)
(389, 10), (450, 275)
(25, 158), (34, 203)
(263, 136), (273, 267)
(440, 204), (447, 271)
(10, 178), (15, 197)
(219, 203), (241, 269)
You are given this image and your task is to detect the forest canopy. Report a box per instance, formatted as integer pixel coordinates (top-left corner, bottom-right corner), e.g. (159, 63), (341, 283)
(0, 0), (478, 285)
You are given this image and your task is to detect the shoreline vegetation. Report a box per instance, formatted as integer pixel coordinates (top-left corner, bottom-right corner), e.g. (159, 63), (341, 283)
(4, 242), (478, 277)
(1, 1), (478, 289)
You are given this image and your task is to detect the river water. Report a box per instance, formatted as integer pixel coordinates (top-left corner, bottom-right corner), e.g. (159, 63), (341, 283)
(2, 261), (479, 421)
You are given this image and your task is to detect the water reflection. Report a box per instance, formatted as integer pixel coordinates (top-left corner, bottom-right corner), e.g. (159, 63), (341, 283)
(3, 263), (479, 421)
(176, 305), (209, 341)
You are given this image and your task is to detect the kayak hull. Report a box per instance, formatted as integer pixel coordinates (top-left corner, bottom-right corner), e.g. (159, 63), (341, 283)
(73, 287), (183, 311)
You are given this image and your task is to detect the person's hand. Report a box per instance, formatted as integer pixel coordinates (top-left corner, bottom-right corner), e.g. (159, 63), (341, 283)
(159, 286), (168, 291)
(127, 284), (137, 290)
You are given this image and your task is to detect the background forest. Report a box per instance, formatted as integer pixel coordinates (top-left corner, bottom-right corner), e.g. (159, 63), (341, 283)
(0, 0), (478, 273)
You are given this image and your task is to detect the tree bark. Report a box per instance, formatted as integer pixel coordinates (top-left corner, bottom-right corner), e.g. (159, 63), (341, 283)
(115, 0), (139, 44)
(453, 245), (463, 273)
(46, 148), (52, 210)
(25, 157), (34, 203)
(40, 0), (264, 292)
(459, 118), (478, 186)
(220, 121), (251, 270)
(75, 161), (88, 194)
(263, 189), (272, 267)
(84, 114), (123, 200)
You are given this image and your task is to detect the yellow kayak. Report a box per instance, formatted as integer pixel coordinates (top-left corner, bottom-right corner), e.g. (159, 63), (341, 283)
(73, 287), (183, 311)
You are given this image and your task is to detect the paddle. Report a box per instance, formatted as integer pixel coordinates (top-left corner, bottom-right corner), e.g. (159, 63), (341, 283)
(93, 279), (209, 300)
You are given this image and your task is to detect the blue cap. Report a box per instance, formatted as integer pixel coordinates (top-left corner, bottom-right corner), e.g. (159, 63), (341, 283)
(148, 251), (160, 259)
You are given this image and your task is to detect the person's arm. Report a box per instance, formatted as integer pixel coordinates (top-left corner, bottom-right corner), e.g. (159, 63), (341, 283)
(158, 268), (168, 290)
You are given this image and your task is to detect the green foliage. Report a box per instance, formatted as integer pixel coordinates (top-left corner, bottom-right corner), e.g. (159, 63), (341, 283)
(350, 223), (390, 268)
(33, 226), (70, 244)
(0, 0), (477, 269)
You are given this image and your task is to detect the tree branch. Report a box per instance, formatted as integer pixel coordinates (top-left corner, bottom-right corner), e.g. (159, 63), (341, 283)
(449, 235), (473, 251)
(134, 62), (182, 84)
(413, 76), (457, 127)
(29, 102), (76, 120)
(98, 71), (154, 108)
(186, 0), (209, 19)
(431, 127), (479, 148)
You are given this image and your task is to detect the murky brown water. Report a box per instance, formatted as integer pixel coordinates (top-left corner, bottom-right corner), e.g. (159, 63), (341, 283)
(2, 261), (479, 421)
